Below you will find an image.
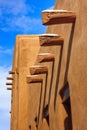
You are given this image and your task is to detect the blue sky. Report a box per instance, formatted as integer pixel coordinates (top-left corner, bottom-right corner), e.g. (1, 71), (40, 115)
(0, 0), (55, 130)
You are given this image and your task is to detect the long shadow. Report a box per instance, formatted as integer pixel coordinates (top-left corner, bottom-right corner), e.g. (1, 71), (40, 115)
(63, 22), (76, 85)
(48, 60), (55, 108)
(33, 81), (43, 129)
(54, 22), (76, 110)
(63, 93), (72, 130)
(38, 59), (55, 121)
(64, 116), (72, 130)
(42, 72), (48, 116)
(42, 59), (55, 122)
(54, 44), (63, 110)
(59, 22), (76, 130)
(37, 81), (43, 129)
(36, 73), (48, 129)
(42, 61), (55, 128)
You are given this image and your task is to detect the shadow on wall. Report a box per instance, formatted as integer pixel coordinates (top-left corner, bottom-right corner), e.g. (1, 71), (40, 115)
(60, 81), (73, 130)
(54, 22), (76, 109)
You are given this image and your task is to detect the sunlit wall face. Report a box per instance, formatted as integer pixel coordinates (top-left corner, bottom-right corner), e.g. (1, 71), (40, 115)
(0, 0), (55, 130)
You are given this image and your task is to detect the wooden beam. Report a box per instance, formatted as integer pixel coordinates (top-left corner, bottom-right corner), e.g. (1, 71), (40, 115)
(9, 71), (15, 74)
(7, 77), (13, 80)
(27, 75), (43, 83)
(37, 53), (55, 63)
(7, 87), (12, 90)
(39, 34), (64, 46)
(6, 83), (13, 85)
(42, 10), (76, 25)
(30, 65), (48, 75)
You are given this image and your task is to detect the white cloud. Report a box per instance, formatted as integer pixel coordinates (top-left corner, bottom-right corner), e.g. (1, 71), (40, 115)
(0, 15), (45, 33)
(0, 0), (33, 16)
(0, 0), (46, 33)
(7, 16), (43, 32)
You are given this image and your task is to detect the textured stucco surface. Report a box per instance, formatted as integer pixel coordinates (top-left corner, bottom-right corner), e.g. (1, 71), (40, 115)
(46, 0), (87, 130)
(11, 0), (87, 130)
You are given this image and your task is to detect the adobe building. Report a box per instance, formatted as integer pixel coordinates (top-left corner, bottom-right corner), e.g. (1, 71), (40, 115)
(6, 0), (87, 130)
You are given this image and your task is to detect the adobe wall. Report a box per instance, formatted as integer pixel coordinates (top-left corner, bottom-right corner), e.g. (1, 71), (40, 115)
(10, 0), (87, 130)
(11, 42), (19, 130)
(11, 36), (40, 130)
(18, 36), (41, 130)
(46, 0), (87, 130)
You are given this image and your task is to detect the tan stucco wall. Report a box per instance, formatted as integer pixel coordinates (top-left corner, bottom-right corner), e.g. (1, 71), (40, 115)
(46, 0), (87, 130)
(11, 36), (40, 130)
(10, 0), (87, 130)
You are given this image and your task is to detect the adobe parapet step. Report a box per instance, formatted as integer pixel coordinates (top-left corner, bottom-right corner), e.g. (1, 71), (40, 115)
(39, 34), (64, 46)
(30, 65), (48, 75)
(42, 10), (76, 25)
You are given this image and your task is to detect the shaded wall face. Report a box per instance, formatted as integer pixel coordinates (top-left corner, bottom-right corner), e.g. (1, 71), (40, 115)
(47, 0), (87, 130)
(11, 42), (19, 130)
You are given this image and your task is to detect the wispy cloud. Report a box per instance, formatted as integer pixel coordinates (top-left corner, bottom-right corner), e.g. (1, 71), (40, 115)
(0, 47), (13, 55)
(0, 0), (45, 33)
(0, 0), (33, 16)
(5, 16), (43, 33)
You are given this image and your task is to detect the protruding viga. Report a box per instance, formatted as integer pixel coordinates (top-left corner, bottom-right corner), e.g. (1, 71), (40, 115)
(39, 34), (64, 46)
(7, 87), (12, 90)
(37, 53), (55, 63)
(42, 10), (76, 25)
(30, 65), (48, 75)
(27, 75), (43, 83)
